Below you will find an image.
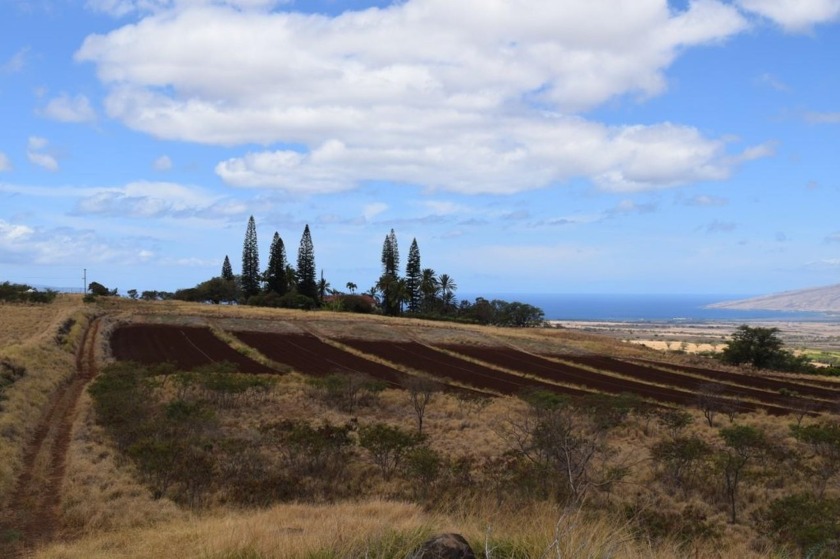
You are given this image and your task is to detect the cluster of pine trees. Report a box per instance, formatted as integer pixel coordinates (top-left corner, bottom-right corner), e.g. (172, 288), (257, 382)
(175, 217), (320, 309)
(377, 228), (457, 317)
(173, 216), (544, 326)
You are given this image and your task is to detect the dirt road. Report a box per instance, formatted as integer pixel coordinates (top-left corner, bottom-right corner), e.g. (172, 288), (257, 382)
(0, 317), (99, 557)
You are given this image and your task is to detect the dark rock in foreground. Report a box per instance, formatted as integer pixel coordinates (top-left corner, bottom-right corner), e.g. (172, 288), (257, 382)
(410, 533), (476, 559)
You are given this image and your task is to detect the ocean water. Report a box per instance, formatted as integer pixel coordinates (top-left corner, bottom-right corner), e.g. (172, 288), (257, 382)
(458, 293), (832, 322)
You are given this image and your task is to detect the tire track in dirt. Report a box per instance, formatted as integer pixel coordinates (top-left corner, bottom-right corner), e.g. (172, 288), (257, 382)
(0, 317), (100, 557)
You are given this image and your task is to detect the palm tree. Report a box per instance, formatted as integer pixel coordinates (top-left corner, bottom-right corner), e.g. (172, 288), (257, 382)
(318, 270), (331, 303)
(377, 274), (408, 316)
(346, 281), (357, 294)
(419, 268), (439, 313)
(438, 273), (457, 313)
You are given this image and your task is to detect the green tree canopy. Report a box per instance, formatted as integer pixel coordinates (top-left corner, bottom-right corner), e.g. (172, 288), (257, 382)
(379, 229), (402, 316)
(264, 232), (288, 296)
(221, 255), (234, 281)
(720, 325), (812, 372)
(241, 216), (260, 298)
(405, 238), (421, 313)
(296, 224), (317, 301)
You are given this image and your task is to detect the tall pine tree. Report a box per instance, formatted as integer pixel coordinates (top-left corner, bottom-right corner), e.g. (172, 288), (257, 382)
(221, 255), (234, 281)
(296, 224), (317, 301)
(405, 238), (421, 313)
(381, 229), (399, 278)
(241, 216), (260, 298)
(264, 232), (288, 296)
(380, 229), (401, 315)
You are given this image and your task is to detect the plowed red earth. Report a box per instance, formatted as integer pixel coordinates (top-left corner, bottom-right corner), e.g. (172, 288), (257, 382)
(560, 355), (799, 415)
(110, 324), (276, 374)
(339, 339), (589, 397)
(630, 358), (840, 402)
(231, 331), (407, 386)
(107, 324), (840, 415)
(437, 344), (762, 411)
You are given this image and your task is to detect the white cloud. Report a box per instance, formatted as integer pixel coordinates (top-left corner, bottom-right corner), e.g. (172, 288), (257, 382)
(737, 0), (840, 31)
(153, 155), (173, 171)
(40, 94), (97, 123)
(217, 120), (767, 195)
(609, 199), (657, 215)
(0, 219), (153, 266)
(74, 180), (247, 219)
(0, 220), (34, 243)
(28, 136), (48, 150)
(805, 111), (840, 124)
(27, 152), (59, 172)
(86, 0), (287, 17)
(422, 201), (471, 216)
(0, 153), (11, 172)
(687, 194), (728, 207)
(706, 219), (738, 233)
(362, 202), (388, 221)
(2, 47), (29, 74)
(756, 72), (790, 92)
(806, 258), (840, 269)
(26, 136), (59, 172)
(75, 0), (754, 195)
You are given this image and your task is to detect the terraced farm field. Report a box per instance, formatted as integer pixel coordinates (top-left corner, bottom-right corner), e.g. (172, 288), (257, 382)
(439, 343), (766, 412)
(338, 338), (590, 397)
(107, 320), (840, 415)
(230, 331), (407, 386)
(110, 324), (276, 374)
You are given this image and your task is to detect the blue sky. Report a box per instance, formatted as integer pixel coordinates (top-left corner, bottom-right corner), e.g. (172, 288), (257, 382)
(1, 0), (839, 297)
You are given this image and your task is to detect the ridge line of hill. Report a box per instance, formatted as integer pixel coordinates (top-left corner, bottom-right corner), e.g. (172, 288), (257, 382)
(709, 283), (840, 313)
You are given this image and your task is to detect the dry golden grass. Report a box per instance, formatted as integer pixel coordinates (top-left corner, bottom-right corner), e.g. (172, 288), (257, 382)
(60, 390), (186, 535)
(0, 295), (81, 347)
(36, 494), (776, 559)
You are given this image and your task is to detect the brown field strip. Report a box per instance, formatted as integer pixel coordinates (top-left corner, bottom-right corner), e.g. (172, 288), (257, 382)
(230, 331), (407, 386)
(105, 323), (829, 415)
(110, 324), (277, 374)
(440, 344), (780, 413)
(560, 355), (830, 412)
(628, 358), (840, 404)
(339, 339), (590, 398)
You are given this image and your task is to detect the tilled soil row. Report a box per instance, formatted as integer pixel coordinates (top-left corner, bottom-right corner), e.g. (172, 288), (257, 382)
(110, 324), (276, 374)
(629, 357), (840, 403)
(341, 339), (591, 398)
(231, 330), (408, 386)
(0, 318), (99, 558)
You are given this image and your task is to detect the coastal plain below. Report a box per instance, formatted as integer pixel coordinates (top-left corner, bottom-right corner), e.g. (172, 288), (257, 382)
(551, 319), (840, 363)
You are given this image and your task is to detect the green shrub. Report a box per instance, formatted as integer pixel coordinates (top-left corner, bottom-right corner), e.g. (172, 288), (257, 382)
(358, 423), (425, 481)
(758, 493), (840, 558)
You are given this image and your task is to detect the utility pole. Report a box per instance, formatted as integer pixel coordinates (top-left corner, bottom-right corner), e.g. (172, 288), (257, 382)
(83, 268), (87, 294)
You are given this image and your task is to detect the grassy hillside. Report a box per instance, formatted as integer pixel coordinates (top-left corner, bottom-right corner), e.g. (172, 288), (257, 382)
(3, 296), (840, 558)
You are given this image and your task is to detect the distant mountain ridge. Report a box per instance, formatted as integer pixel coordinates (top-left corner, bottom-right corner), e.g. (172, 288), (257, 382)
(710, 283), (840, 313)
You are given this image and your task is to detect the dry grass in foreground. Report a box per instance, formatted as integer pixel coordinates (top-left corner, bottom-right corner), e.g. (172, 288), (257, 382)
(36, 498), (764, 559)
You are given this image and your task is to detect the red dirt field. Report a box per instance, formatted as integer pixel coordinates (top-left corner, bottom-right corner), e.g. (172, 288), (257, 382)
(110, 324), (276, 374)
(629, 358), (840, 404)
(106, 323), (840, 415)
(231, 331), (408, 386)
(339, 339), (590, 398)
(439, 344), (779, 414)
(561, 355), (818, 414)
